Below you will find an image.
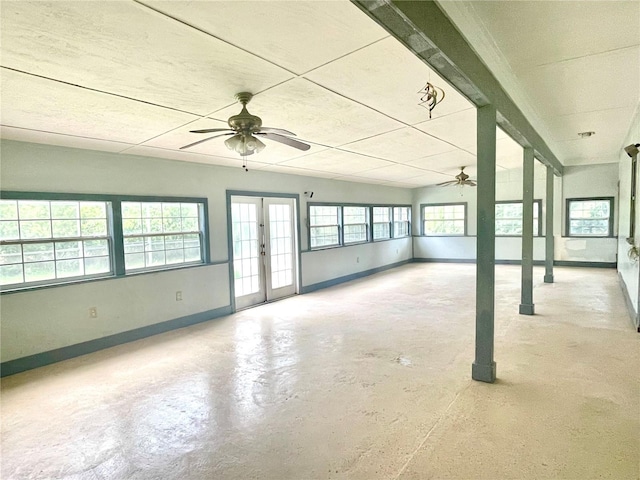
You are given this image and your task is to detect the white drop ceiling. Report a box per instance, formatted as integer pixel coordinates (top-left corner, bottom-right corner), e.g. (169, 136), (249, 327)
(1, 1), (638, 187)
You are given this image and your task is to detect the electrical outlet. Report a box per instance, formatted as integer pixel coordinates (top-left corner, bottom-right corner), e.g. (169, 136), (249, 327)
(356, 256), (360, 263)
(176, 291), (183, 301)
(396, 249), (399, 254)
(89, 307), (98, 318)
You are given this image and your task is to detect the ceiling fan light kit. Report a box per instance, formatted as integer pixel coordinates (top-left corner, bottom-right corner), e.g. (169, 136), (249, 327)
(181, 91), (310, 170)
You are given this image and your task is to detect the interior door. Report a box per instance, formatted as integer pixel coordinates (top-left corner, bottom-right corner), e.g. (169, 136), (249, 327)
(264, 198), (297, 301)
(231, 196), (297, 309)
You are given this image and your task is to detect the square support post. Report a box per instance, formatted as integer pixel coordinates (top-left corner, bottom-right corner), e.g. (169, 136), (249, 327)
(519, 147), (535, 315)
(544, 164), (555, 283)
(472, 104), (497, 383)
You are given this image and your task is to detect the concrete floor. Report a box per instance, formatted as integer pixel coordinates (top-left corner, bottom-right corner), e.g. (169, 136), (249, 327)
(1, 264), (638, 479)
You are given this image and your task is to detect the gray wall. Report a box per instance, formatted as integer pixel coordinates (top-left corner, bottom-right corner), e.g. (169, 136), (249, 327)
(0, 140), (412, 362)
(412, 160), (619, 263)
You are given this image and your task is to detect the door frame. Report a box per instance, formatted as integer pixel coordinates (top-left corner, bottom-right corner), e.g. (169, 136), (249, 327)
(226, 190), (302, 312)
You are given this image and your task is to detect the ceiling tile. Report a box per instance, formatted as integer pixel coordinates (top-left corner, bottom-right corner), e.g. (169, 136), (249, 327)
(0, 1), (293, 115)
(124, 145), (266, 170)
(256, 164), (339, 179)
(331, 175), (391, 185)
(471, 1), (640, 70)
(0, 126), (134, 153)
(351, 164), (427, 181)
(143, 0), (389, 75)
(414, 108), (477, 152)
(394, 171), (453, 187)
(209, 78), (403, 147)
(341, 127), (457, 161)
(519, 46), (640, 118)
(406, 149), (476, 172)
(279, 149), (394, 175)
(1, 70), (199, 144)
(306, 36), (473, 125)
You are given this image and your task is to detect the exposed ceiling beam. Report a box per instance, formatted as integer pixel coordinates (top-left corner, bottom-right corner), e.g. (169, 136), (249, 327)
(352, 0), (563, 176)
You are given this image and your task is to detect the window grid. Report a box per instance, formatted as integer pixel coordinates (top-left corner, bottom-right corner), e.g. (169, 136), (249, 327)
(0, 200), (111, 287)
(309, 204), (411, 249)
(310, 205), (340, 249)
(122, 202), (203, 272)
(269, 204), (294, 289)
(393, 206), (411, 238)
(422, 204), (465, 236)
(373, 207), (391, 240)
(567, 198), (613, 237)
(495, 201), (541, 236)
(1, 194), (208, 291)
(232, 202), (260, 297)
(343, 206), (368, 244)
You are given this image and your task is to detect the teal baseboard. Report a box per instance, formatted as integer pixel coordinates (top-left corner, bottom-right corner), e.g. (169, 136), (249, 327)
(301, 260), (411, 294)
(0, 305), (233, 377)
(413, 258), (616, 268)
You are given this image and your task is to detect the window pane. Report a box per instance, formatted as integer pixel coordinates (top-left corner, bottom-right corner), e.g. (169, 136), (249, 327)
(24, 261), (55, 282)
(568, 199), (611, 237)
(55, 241), (82, 259)
(19, 201), (50, 220)
(1, 199), (112, 289)
(0, 244), (22, 265)
(56, 258), (84, 279)
(23, 243), (54, 262)
(0, 221), (20, 241)
(0, 200), (18, 220)
(52, 219), (80, 238)
(51, 202), (79, 219)
(20, 220), (52, 239)
(0, 264), (24, 285)
(423, 205), (464, 235)
(85, 256), (111, 275)
(123, 202), (204, 272)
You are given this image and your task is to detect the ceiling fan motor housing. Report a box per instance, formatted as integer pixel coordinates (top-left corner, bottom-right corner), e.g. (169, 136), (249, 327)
(228, 106), (262, 133)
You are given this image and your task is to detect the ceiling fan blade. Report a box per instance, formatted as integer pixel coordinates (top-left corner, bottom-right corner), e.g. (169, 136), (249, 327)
(464, 180), (477, 186)
(257, 132), (311, 151)
(180, 132), (234, 150)
(436, 180), (459, 186)
(189, 128), (233, 134)
(259, 127), (296, 136)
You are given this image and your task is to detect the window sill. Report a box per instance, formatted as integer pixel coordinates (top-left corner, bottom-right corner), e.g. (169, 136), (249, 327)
(0, 261), (220, 295)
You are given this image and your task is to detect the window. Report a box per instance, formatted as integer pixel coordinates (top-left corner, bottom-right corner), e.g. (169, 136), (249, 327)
(495, 200), (541, 236)
(373, 207), (391, 240)
(309, 204), (410, 249)
(343, 206), (368, 244)
(422, 203), (466, 236)
(566, 198), (614, 237)
(393, 206), (411, 238)
(122, 202), (203, 272)
(0, 199), (112, 287)
(309, 205), (340, 248)
(1, 193), (208, 291)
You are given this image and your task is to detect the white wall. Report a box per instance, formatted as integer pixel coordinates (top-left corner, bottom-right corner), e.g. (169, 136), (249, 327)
(0, 140), (412, 362)
(617, 106), (640, 317)
(412, 161), (619, 263)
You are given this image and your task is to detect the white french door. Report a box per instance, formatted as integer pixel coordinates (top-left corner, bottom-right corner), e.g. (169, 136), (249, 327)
(231, 196), (297, 310)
